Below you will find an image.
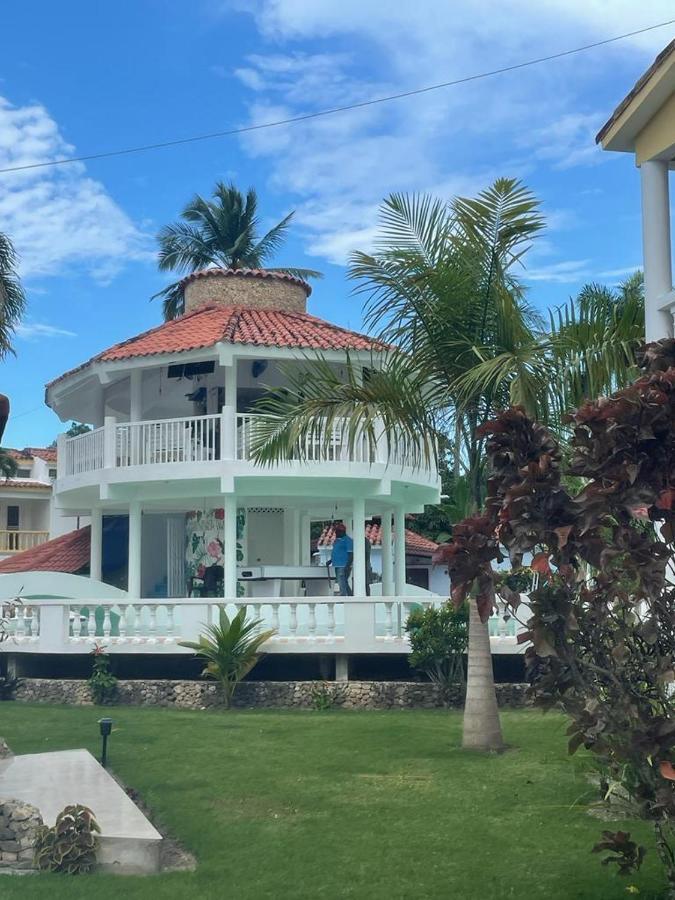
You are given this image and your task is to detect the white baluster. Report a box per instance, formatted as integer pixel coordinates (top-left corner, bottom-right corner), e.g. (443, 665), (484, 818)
(102, 606), (112, 639)
(327, 602), (335, 637)
(384, 601), (394, 639)
(148, 605), (157, 643)
(118, 605), (127, 641)
(133, 605), (142, 642)
(253, 603), (262, 632)
(87, 607), (96, 639)
(166, 605), (175, 642)
(15, 609), (25, 640)
(308, 602), (317, 637)
(289, 603), (298, 638)
(271, 604), (280, 634)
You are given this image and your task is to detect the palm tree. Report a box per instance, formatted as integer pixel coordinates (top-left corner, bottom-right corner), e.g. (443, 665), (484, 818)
(154, 182), (322, 319)
(0, 232), (26, 358)
(178, 607), (275, 708)
(249, 179), (643, 751)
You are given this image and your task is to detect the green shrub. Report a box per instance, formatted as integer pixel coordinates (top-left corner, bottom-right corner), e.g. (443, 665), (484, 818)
(405, 602), (468, 689)
(310, 681), (346, 710)
(34, 804), (100, 874)
(88, 646), (118, 705)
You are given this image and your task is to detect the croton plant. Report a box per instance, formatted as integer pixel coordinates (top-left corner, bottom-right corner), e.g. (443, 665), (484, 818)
(435, 339), (675, 894)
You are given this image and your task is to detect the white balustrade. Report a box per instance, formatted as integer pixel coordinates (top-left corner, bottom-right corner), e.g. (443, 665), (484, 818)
(0, 531), (49, 554)
(0, 596), (529, 654)
(116, 415), (220, 467)
(63, 427), (105, 476)
(60, 413), (437, 477)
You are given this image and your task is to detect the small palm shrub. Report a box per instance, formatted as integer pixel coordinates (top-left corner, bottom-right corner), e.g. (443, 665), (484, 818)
(179, 607), (275, 708)
(34, 804), (100, 874)
(88, 645), (118, 704)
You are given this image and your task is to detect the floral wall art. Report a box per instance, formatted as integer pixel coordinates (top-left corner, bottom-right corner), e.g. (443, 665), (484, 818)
(185, 508), (246, 594)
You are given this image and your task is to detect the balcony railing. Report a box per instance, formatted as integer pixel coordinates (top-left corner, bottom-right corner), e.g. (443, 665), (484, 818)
(0, 530), (50, 554)
(0, 596), (528, 655)
(59, 411), (436, 478)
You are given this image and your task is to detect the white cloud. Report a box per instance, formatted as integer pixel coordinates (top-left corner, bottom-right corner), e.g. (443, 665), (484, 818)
(15, 321), (77, 340)
(0, 97), (151, 281)
(523, 259), (592, 284)
(231, 0), (672, 266)
(597, 265), (641, 278)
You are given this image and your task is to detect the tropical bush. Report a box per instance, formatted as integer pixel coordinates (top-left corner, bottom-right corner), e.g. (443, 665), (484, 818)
(179, 607), (275, 708)
(442, 339), (675, 895)
(88, 645), (118, 705)
(34, 804), (100, 874)
(405, 603), (468, 690)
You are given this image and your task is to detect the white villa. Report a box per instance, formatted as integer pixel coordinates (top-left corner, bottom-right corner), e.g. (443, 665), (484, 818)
(2, 268), (521, 680)
(0, 447), (57, 559)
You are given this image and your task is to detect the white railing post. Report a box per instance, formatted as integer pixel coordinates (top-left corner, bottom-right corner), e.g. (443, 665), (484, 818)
(104, 416), (117, 469)
(221, 406), (236, 460)
(37, 603), (71, 652)
(343, 599), (375, 652)
(56, 433), (66, 479)
(180, 602), (210, 643)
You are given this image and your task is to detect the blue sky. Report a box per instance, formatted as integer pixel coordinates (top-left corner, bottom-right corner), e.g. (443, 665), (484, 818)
(0, 1), (673, 447)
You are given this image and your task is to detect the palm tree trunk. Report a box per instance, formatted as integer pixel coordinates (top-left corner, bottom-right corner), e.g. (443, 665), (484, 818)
(462, 598), (504, 751)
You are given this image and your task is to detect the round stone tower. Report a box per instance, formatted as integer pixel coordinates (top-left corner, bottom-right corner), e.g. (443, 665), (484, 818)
(181, 268), (311, 315)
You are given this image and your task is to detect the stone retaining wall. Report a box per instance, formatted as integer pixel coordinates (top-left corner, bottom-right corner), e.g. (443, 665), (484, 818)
(0, 799), (42, 870)
(14, 678), (531, 710)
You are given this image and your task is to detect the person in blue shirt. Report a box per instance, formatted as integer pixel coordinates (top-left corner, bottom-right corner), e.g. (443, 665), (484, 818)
(329, 523), (353, 596)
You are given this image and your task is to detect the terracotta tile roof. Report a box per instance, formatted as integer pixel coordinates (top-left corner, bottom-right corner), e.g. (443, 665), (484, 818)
(0, 526), (90, 573)
(596, 39), (675, 144)
(178, 267), (312, 296)
(7, 447), (57, 463)
(25, 447), (57, 463)
(47, 304), (389, 388)
(317, 522), (439, 556)
(0, 479), (51, 490)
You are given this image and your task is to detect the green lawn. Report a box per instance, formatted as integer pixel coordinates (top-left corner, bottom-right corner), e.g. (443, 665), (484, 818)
(0, 704), (666, 899)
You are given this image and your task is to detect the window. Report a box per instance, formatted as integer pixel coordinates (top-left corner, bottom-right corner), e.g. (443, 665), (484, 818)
(49, 468), (57, 480)
(6, 506), (19, 529)
(15, 468), (30, 478)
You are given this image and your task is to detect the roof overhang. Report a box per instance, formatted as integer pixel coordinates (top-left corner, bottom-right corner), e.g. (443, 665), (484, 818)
(596, 39), (675, 164)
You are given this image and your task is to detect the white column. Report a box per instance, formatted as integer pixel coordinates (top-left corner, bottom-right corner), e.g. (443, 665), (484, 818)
(641, 159), (673, 341)
(352, 496), (366, 597)
(129, 369), (143, 421)
(223, 362), (238, 460)
(393, 505), (406, 597)
(301, 515), (312, 566)
(128, 501), (142, 599)
(223, 493), (238, 600)
(90, 507), (103, 582)
(381, 510), (394, 596)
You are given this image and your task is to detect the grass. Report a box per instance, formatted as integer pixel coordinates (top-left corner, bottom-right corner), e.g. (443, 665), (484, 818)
(0, 704), (667, 899)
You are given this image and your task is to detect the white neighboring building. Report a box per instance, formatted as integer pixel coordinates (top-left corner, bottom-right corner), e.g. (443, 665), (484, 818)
(0, 448), (56, 559)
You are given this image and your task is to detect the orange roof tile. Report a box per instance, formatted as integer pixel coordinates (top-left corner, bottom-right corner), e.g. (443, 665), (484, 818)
(318, 522), (438, 556)
(47, 304), (389, 388)
(0, 526), (90, 573)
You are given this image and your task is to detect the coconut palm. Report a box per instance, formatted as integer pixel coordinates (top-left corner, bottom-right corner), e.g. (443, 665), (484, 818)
(178, 607), (275, 708)
(0, 232), (26, 358)
(154, 182), (322, 320)
(249, 179), (644, 751)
